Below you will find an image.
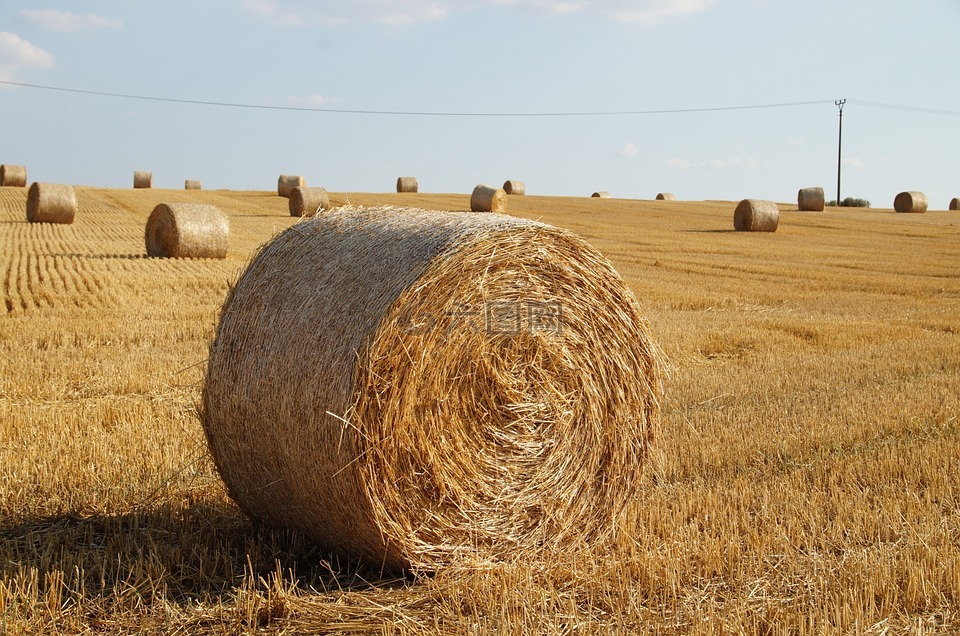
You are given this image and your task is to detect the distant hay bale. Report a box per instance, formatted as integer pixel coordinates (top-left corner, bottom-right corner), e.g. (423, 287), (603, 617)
(470, 184), (507, 213)
(591, 191), (611, 199)
(145, 203), (229, 259)
(201, 206), (664, 572)
(0, 165), (27, 187)
(894, 191), (928, 214)
(26, 182), (76, 224)
(289, 186), (330, 217)
(133, 171), (153, 189)
(185, 180), (202, 190)
(655, 193), (676, 201)
(278, 175), (305, 198)
(797, 187), (825, 212)
(503, 180), (526, 195)
(734, 199), (779, 232)
(950, 197), (959, 211)
(397, 176), (419, 193)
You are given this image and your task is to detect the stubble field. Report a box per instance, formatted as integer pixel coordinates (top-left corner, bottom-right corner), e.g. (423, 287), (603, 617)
(0, 185), (958, 634)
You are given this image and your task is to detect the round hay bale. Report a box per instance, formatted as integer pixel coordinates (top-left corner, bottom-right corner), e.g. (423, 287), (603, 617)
(655, 193), (676, 201)
(185, 180), (202, 190)
(133, 171), (152, 189)
(397, 176), (419, 193)
(289, 186), (330, 217)
(734, 199), (779, 232)
(26, 182), (76, 224)
(797, 187), (825, 212)
(202, 206), (664, 572)
(950, 197), (959, 211)
(0, 164), (27, 187)
(503, 180), (526, 195)
(145, 203), (229, 259)
(470, 184), (507, 213)
(591, 191), (611, 199)
(894, 191), (927, 214)
(278, 175), (305, 198)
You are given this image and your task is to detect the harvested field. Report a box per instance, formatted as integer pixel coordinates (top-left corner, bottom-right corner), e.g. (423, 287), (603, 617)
(1, 188), (958, 634)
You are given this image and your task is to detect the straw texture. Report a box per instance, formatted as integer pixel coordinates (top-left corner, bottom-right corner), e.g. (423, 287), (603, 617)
(655, 193), (676, 201)
(26, 182), (76, 224)
(289, 186), (330, 217)
(202, 206), (663, 573)
(797, 187), (825, 212)
(734, 199), (779, 232)
(397, 177), (419, 193)
(470, 184), (507, 213)
(185, 180), (202, 190)
(133, 171), (152, 189)
(503, 180), (526, 195)
(278, 175), (305, 198)
(0, 165), (27, 187)
(950, 198), (959, 211)
(145, 203), (229, 258)
(591, 192), (611, 199)
(894, 191), (928, 214)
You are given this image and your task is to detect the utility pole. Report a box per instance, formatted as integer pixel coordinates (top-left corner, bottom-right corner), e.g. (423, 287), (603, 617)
(835, 99), (846, 205)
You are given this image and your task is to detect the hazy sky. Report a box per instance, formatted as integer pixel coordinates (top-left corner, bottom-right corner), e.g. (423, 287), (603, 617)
(2, 0), (958, 206)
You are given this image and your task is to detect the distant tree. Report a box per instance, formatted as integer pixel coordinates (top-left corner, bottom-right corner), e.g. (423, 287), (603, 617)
(826, 197), (871, 208)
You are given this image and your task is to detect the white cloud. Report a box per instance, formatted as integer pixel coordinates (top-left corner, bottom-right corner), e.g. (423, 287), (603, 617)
(843, 157), (865, 169)
(240, 0), (708, 25)
(619, 142), (638, 158)
(19, 9), (122, 32)
(287, 94), (339, 107)
(0, 31), (55, 81)
(664, 156), (762, 170)
(785, 137), (805, 146)
(242, 0), (448, 26)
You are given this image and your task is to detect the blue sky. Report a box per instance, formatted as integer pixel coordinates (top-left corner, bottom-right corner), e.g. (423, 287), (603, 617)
(1, 0), (958, 207)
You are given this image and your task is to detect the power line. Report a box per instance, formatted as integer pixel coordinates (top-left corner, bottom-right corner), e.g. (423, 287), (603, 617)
(848, 99), (960, 117)
(0, 79), (835, 117)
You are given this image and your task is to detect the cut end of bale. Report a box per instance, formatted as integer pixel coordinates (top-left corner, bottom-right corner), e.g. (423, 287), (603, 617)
(397, 177), (419, 193)
(201, 206), (664, 573)
(503, 180), (526, 196)
(0, 164), (27, 187)
(289, 186), (330, 217)
(655, 193), (676, 201)
(894, 191), (928, 214)
(734, 199), (779, 232)
(470, 184), (507, 213)
(950, 198), (959, 211)
(278, 175), (305, 198)
(133, 171), (152, 189)
(26, 182), (77, 224)
(591, 191), (611, 199)
(797, 187), (825, 212)
(185, 180), (202, 190)
(145, 203), (229, 259)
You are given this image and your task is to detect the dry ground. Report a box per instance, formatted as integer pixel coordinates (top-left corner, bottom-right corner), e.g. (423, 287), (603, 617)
(0, 186), (958, 634)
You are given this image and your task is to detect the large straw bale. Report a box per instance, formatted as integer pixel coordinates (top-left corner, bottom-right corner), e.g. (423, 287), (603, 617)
(145, 203), (229, 258)
(397, 176), (419, 193)
(26, 182), (76, 224)
(0, 165), (27, 187)
(591, 191), (612, 198)
(734, 199), (779, 232)
(894, 191), (927, 213)
(289, 186), (330, 217)
(503, 180), (526, 195)
(655, 193), (676, 201)
(470, 184), (507, 213)
(185, 180), (202, 190)
(133, 171), (152, 189)
(797, 187), (825, 211)
(202, 206), (664, 572)
(278, 175), (305, 197)
(950, 198), (959, 211)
